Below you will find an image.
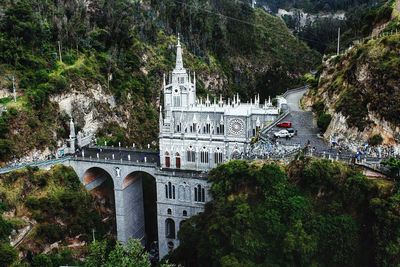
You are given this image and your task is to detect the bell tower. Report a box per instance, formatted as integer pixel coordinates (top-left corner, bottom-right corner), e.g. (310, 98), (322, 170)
(163, 35), (196, 115)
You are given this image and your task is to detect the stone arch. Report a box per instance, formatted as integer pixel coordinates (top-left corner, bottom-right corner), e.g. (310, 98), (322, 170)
(165, 218), (175, 239)
(82, 167), (113, 187)
(81, 166), (116, 235)
(121, 170), (158, 247)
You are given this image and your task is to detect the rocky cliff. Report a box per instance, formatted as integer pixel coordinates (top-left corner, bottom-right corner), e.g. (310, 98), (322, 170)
(303, 3), (400, 150)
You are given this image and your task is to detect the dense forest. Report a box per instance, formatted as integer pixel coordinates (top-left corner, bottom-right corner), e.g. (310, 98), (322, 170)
(169, 159), (400, 267)
(259, 0), (378, 13)
(264, 0), (395, 53)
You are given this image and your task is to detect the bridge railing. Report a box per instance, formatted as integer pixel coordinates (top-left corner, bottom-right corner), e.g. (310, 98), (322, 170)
(281, 85), (308, 98)
(88, 145), (159, 153)
(0, 157), (71, 174)
(73, 155), (159, 168)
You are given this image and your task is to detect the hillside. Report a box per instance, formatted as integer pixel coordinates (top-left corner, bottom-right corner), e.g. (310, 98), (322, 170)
(169, 159), (398, 267)
(0, 165), (110, 266)
(0, 0), (318, 163)
(302, 0), (400, 150)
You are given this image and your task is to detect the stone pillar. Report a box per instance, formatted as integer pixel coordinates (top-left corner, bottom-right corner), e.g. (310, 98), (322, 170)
(115, 188), (127, 243)
(115, 176), (145, 245)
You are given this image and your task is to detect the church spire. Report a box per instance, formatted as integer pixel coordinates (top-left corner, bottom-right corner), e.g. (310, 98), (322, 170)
(175, 34), (184, 71)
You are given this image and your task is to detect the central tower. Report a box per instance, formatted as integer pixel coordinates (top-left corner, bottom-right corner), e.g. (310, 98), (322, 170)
(163, 36), (196, 115)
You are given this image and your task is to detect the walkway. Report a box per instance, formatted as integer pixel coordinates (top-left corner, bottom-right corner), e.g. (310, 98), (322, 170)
(0, 157), (70, 174)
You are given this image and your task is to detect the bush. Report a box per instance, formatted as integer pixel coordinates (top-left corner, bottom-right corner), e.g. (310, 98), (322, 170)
(317, 113), (332, 132)
(368, 134), (383, 146)
(0, 243), (17, 267)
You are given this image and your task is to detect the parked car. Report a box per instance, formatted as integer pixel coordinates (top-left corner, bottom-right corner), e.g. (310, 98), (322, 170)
(277, 121), (292, 128)
(274, 130), (290, 138)
(287, 128), (296, 137)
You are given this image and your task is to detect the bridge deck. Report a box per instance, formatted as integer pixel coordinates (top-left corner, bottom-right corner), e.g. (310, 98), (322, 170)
(77, 147), (160, 166)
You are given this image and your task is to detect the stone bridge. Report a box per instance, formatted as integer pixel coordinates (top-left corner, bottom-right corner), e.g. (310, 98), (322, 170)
(63, 147), (209, 259)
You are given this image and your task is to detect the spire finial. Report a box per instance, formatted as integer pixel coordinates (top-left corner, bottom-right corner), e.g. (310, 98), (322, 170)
(174, 34), (184, 70)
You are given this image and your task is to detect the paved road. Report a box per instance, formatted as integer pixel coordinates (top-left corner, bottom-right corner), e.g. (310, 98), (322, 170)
(266, 89), (338, 154)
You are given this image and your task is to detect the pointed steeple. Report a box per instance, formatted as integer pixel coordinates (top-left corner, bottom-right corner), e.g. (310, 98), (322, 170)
(174, 34), (184, 71)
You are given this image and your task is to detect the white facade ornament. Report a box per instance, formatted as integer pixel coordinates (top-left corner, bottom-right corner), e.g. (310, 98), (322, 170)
(114, 167), (121, 178)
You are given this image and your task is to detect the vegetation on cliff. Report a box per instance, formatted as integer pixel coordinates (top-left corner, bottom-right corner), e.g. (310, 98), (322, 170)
(170, 159), (399, 267)
(306, 32), (400, 136)
(0, 0), (318, 162)
(0, 165), (110, 266)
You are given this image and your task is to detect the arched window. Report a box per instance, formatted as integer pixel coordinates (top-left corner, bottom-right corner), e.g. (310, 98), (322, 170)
(167, 208), (172, 215)
(200, 147), (209, 164)
(194, 184), (205, 202)
(165, 219), (175, 239)
(214, 148), (223, 165)
(165, 152), (170, 168)
(175, 152), (181, 169)
(166, 182), (175, 199)
(187, 146), (196, 162)
(183, 210), (188, 217)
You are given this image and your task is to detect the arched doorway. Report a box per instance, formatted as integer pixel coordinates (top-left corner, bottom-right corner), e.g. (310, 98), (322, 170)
(123, 171), (158, 249)
(165, 152), (170, 168)
(175, 153), (181, 169)
(83, 167), (116, 236)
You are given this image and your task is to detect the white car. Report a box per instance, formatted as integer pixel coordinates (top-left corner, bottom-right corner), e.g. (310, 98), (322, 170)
(274, 130), (290, 138)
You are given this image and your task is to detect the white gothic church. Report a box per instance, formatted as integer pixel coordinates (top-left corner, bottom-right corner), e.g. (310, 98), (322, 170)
(159, 37), (281, 171)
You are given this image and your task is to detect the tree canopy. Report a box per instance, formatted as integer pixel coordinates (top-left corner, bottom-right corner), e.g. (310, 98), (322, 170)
(170, 159), (400, 267)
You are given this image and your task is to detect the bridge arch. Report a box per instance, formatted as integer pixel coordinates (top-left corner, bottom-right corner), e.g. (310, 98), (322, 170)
(72, 166), (117, 236)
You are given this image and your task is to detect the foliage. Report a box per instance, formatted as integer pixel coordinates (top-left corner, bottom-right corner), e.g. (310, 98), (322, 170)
(0, 243), (17, 267)
(32, 249), (78, 267)
(382, 157), (400, 180)
(270, 0), (394, 54)
(85, 238), (175, 267)
(317, 113), (332, 132)
(0, 165), (108, 265)
(368, 134), (384, 146)
(170, 159), (400, 266)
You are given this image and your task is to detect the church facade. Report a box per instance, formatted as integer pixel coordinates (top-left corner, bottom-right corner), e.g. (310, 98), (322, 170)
(156, 38), (281, 258)
(159, 37), (281, 171)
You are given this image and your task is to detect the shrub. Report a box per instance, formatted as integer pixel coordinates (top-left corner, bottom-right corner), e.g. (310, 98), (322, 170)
(368, 134), (383, 146)
(317, 113), (332, 132)
(0, 243), (17, 267)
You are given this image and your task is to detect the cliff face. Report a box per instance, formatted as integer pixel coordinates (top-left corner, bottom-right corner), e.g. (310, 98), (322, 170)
(303, 32), (400, 148)
(0, 0), (318, 162)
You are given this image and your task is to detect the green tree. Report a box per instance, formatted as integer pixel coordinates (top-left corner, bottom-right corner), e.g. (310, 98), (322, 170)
(0, 243), (17, 267)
